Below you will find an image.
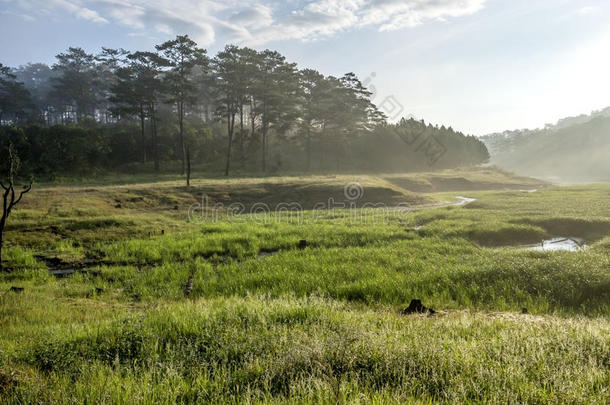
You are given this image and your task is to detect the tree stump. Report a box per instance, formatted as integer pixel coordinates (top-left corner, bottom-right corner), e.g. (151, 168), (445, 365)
(401, 299), (435, 315)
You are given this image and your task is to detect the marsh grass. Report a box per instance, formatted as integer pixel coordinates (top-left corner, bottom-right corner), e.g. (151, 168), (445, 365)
(1, 170), (609, 403)
(4, 297), (609, 403)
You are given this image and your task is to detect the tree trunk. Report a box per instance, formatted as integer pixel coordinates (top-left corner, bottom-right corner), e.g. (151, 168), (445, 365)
(179, 101), (186, 175)
(140, 104), (147, 163)
(319, 123), (327, 170)
(239, 104), (245, 168)
(225, 106), (235, 176)
(0, 224), (4, 273)
(151, 104), (159, 171)
(250, 116), (256, 139)
(306, 128), (311, 172)
(0, 199), (8, 273)
(262, 100), (268, 173)
(261, 129), (266, 173)
(186, 144), (191, 188)
(0, 150), (32, 272)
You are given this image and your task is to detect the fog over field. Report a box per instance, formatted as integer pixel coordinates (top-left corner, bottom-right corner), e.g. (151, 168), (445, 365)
(482, 107), (610, 183)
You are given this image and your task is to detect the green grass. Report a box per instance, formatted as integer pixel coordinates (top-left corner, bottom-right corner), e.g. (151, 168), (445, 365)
(1, 168), (609, 403)
(383, 165), (546, 192)
(2, 297), (609, 403)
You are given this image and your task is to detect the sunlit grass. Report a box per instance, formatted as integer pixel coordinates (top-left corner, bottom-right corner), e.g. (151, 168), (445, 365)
(1, 170), (609, 402)
(3, 296), (609, 403)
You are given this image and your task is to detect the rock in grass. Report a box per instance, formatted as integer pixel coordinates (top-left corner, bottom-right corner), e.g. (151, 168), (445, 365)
(184, 274), (194, 297)
(401, 299), (436, 315)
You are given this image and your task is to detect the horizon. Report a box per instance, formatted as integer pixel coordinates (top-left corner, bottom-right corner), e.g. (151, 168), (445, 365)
(2, 0), (610, 135)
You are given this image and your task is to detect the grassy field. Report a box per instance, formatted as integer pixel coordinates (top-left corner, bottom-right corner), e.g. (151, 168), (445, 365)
(0, 168), (608, 403)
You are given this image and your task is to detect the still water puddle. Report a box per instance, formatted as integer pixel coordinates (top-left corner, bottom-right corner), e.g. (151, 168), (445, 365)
(258, 250), (279, 258)
(525, 237), (586, 252)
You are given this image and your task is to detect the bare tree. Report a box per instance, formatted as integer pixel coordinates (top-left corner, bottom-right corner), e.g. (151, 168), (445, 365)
(1, 144), (32, 272)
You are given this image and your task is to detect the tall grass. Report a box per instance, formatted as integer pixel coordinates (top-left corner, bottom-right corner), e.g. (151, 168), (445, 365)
(4, 297), (608, 403)
(1, 179), (610, 402)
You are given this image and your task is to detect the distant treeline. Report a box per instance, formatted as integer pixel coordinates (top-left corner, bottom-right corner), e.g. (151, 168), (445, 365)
(482, 109), (610, 181)
(0, 35), (489, 177)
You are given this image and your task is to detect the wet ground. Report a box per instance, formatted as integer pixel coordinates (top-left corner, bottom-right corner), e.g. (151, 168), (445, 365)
(525, 237), (586, 252)
(454, 196), (477, 206)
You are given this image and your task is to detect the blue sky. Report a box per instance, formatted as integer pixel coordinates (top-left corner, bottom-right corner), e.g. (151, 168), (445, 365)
(1, 0), (610, 135)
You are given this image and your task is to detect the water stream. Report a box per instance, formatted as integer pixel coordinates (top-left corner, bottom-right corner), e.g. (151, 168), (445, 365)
(454, 196), (477, 206)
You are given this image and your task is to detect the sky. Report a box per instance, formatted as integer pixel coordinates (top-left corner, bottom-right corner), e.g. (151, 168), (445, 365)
(1, 0), (610, 135)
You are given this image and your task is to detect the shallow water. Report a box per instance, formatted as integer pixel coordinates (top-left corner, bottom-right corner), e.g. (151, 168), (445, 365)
(258, 250), (279, 258)
(526, 237), (586, 252)
(454, 196), (477, 206)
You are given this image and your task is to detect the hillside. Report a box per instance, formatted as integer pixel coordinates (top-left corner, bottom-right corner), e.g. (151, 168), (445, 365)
(481, 108), (610, 182)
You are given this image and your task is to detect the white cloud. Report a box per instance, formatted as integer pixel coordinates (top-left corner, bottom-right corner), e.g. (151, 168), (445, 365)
(577, 6), (598, 16)
(75, 7), (108, 23)
(5, 0), (487, 45)
(0, 9), (36, 22)
(368, 0), (487, 31)
(33, 0), (109, 24)
(229, 4), (273, 29)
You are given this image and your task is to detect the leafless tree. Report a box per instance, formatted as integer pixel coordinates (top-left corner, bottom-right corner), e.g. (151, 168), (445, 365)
(1, 144), (32, 272)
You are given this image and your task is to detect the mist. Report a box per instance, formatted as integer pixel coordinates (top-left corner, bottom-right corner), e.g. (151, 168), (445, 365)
(481, 107), (610, 183)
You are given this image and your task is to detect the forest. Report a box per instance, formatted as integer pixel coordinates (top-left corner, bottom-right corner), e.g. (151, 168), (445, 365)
(0, 35), (489, 178)
(482, 107), (610, 182)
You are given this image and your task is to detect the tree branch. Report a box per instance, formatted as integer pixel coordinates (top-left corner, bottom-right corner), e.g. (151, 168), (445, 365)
(11, 184), (32, 207)
(6, 186), (15, 216)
